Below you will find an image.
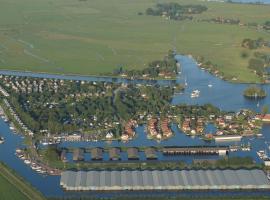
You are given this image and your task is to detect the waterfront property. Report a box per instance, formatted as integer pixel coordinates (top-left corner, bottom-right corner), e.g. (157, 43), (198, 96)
(60, 169), (270, 191)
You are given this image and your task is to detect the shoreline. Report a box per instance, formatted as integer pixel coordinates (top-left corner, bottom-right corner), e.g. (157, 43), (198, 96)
(0, 54), (268, 85)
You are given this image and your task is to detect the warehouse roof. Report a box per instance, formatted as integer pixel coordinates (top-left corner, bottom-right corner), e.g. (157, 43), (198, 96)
(60, 169), (270, 191)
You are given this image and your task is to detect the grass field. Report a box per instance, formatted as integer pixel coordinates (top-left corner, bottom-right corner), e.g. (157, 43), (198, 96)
(0, 163), (46, 200)
(0, 0), (270, 82)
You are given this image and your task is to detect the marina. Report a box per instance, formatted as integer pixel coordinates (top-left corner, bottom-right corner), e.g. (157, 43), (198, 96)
(1, 54), (270, 197)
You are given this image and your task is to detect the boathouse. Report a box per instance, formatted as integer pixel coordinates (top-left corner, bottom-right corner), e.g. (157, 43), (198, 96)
(91, 147), (103, 161)
(73, 148), (84, 162)
(60, 169), (270, 191)
(109, 148), (121, 161)
(127, 147), (139, 160)
(145, 147), (157, 160)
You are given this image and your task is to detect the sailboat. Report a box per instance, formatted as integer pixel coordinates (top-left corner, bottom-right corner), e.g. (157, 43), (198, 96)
(184, 77), (188, 87)
(255, 92), (260, 107)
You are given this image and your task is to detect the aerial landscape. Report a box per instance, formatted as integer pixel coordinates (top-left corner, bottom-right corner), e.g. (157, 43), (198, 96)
(1, 0), (270, 200)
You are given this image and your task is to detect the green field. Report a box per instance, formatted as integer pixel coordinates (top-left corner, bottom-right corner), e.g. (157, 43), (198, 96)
(0, 0), (270, 82)
(0, 163), (46, 200)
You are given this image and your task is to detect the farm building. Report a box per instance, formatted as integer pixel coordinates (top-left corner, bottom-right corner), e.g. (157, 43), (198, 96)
(60, 169), (270, 191)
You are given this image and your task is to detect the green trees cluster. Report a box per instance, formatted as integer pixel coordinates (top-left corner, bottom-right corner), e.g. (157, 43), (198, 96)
(4, 79), (175, 136)
(264, 21), (270, 30)
(242, 38), (266, 49)
(113, 50), (178, 79)
(145, 3), (207, 21)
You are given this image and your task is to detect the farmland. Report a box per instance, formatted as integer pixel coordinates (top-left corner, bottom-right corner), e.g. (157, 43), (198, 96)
(0, 0), (270, 82)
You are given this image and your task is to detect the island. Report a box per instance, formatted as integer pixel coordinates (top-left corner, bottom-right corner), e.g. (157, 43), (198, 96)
(243, 85), (267, 99)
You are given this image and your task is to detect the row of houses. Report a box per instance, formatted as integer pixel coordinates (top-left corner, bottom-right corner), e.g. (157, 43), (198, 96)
(121, 120), (137, 141)
(181, 117), (204, 135)
(0, 85), (9, 97)
(3, 98), (34, 136)
(0, 75), (64, 94)
(147, 118), (173, 140)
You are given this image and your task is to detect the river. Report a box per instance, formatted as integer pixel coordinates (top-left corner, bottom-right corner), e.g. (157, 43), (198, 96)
(0, 54), (270, 198)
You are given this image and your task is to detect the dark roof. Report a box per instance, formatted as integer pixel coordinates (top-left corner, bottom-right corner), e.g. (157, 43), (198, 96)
(73, 148), (84, 161)
(145, 147), (157, 159)
(61, 149), (67, 161)
(127, 147), (139, 159)
(109, 148), (121, 160)
(91, 147), (103, 160)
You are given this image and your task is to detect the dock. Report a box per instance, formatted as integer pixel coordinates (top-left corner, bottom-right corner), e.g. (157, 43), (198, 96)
(162, 146), (229, 156)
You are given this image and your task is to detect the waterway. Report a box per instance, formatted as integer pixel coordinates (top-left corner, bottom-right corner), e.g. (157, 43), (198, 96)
(1, 54), (270, 198)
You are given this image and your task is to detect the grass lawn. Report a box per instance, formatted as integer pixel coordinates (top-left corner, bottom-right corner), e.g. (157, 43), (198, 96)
(0, 0), (270, 82)
(0, 163), (46, 200)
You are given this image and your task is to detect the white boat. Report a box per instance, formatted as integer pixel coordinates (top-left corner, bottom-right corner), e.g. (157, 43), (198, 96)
(214, 135), (242, 142)
(191, 90), (200, 98)
(208, 84), (213, 88)
(184, 78), (188, 87)
(0, 137), (4, 144)
(24, 160), (31, 165)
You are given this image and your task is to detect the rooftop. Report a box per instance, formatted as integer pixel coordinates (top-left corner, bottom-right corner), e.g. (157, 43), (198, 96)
(60, 169), (270, 191)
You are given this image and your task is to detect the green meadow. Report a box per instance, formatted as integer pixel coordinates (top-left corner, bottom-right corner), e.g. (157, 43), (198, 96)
(0, 0), (270, 82)
(0, 163), (45, 200)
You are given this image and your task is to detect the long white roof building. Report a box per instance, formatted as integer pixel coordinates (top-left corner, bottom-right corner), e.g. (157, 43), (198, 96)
(60, 169), (270, 191)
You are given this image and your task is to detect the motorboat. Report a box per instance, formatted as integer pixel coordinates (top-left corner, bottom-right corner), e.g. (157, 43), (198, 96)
(191, 90), (200, 98)
(0, 137), (4, 144)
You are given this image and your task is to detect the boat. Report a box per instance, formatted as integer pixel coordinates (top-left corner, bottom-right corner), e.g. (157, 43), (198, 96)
(24, 160), (31, 165)
(191, 90), (200, 98)
(208, 84), (213, 88)
(214, 135), (242, 142)
(0, 137), (4, 144)
(257, 150), (268, 160)
(256, 133), (263, 137)
(184, 78), (188, 87)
